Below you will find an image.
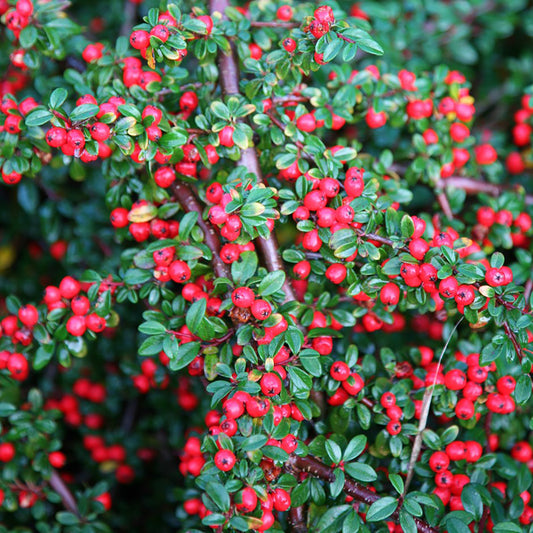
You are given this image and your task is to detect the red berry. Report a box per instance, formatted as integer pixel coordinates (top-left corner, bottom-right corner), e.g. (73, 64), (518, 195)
(251, 299), (272, 320)
(18, 304), (38, 327)
(168, 261), (191, 283)
(330, 361), (350, 381)
(496, 375), (516, 395)
(325, 263), (347, 284)
(366, 108), (387, 129)
(380, 282), (400, 305)
(0, 442), (15, 462)
(283, 38), (296, 53)
(236, 487), (258, 513)
(48, 451), (66, 468)
(130, 30), (150, 50)
(66, 315), (87, 336)
(231, 287), (255, 308)
(429, 451), (450, 472)
(154, 166), (176, 188)
(219, 125), (235, 147)
(7, 352), (29, 380)
(260, 373), (282, 397)
(277, 5), (293, 20)
(214, 449), (236, 471)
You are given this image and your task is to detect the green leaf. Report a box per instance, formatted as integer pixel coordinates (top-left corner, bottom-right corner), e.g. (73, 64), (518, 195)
(400, 215), (415, 238)
(461, 484), (483, 521)
(186, 298), (207, 335)
(211, 101), (230, 120)
(17, 181), (39, 213)
(492, 523), (523, 533)
(343, 435), (367, 462)
(206, 481), (230, 512)
(399, 510), (417, 533)
(169, 341), (200, 371)
(389, 473), (404, 495)
(56, 512), (80, 526)
(515, 374), (532, 405)
(263, 445), (289, 462)
(241, 434), (268, 452)
(50, 88), (68, 109)
(33, 344), (55, 370)
(344, 462), (377, 482)
(365, 497), (397, 522)
(69, 104), (99, 122)
(258, 270), (286, 296)
(178, 211), (197, 241)
(323, 38), (344, 63)
(316, 505), (351, 533)
(285, 326), (304, 354)
(0, 403), (16, 417)
(25, 108), (53, 127)
(325, 439), (343, 464)
(330, 467), (345, 498)
(138, 321), (167, 335)
(231, 251), (258, 285)
(287, 366), (312, 399)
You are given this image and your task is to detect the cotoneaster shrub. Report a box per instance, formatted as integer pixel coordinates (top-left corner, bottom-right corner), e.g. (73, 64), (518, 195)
(0, 1), (533, 532)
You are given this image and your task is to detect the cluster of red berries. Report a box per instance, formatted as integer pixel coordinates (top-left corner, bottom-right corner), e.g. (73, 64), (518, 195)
(476, 205), (532, 248)
(328, 361), (365, 406)
(110, 200), (179, 242)
(0, 0), (32, 95)
(131, 351), (170, 393)
(81, 436), (135, 484)
(3, 0), (33, 35)
(307, 5), (335, 39)
(430, 441), (482, 509)
(156, 141), (218, 183)
(179, 435), (206, 477)
(42, 276), (107, 337)
(180, 408), (295, 530)
(129, 11), (213, 66)
(206, 181), (273, 242)
(0, 350), (28, 380)
(0, 95), (38, 183)
(44, 93), (125, 160)
(506, 93), (533, 174)
(231, 286), (273, 320)
(46, 390), (103, 429)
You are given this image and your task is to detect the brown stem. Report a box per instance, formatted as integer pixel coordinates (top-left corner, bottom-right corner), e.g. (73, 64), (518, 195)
(286, 455), (439, 533)
(119, 0), (137, 37)
(336, 32), (356, 44)
(210, 0), (298, 303)
(171, 181), (231, 280)
(503, 321), (523, 360)
(483, 411), (493, 454)
(524, 278), (533, 303)
(436, 191), (453, 219)
(250, 21), (300, 28)
(288, 505), (308, 532)
(478, 506), (490, 533)
(49, 470), (80, 518)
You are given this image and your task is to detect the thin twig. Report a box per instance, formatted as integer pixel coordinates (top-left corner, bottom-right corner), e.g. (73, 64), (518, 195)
(503, 321), (523, 360)
(49, 470), (80, 518)
(436, 191), (453, 219)
(403, 317), (463, 496)
(250, 21), (300, 28)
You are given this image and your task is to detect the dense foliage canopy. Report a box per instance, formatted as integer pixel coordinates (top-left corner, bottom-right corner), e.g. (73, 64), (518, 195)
(1, 1), (533, 532)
